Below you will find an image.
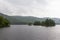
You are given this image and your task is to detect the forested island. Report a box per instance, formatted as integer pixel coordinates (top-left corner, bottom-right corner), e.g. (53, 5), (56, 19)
(0, 16), (10, 28)
(29, 19), (56, 27)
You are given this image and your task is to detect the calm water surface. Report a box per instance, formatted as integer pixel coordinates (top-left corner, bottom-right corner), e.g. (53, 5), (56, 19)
(0, 25), (60, 40)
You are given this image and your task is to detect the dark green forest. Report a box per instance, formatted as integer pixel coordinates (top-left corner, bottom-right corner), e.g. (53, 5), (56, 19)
(0, 16), (10, 28)
(33, 19), (55, 27)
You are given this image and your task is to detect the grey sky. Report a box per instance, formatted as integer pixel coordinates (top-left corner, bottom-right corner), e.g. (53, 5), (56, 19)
(0, 0), (60, 18)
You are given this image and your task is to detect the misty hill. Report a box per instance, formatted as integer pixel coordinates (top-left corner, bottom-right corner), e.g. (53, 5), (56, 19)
(0, 13), (19, 24)
(0, 13), (60, 24)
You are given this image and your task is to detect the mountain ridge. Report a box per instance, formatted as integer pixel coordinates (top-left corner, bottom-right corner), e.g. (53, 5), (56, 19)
(0, 13), (60, 24)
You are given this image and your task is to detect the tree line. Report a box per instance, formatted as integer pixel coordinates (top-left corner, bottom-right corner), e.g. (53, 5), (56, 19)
(29, 19), (56, 27)
(0, 16), (10, 28)
(0, 16), (55, 27)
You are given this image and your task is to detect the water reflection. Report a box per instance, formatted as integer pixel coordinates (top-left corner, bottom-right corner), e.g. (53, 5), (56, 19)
(0, 25), (60, 40)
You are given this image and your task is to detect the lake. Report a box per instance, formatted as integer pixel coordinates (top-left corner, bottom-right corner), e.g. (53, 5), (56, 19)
(0, 25), (60, 40)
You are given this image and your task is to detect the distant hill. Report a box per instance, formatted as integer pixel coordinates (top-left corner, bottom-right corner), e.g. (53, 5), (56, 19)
(0, 13), (19, 24)
(0, 13), (60, 25)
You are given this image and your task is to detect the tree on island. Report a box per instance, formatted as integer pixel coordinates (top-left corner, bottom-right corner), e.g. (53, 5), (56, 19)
(33, 19), (55, 27)
(0, 16), (10, 28)
(44, 19), (55, 27)
(41, 21), (45, 26)
(33, 21), (41, 25)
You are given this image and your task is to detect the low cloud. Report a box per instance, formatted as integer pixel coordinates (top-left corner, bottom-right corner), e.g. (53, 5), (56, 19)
(0, 0), (60, 18)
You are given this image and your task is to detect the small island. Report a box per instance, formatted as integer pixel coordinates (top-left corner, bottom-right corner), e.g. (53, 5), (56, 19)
(0, 16), (10, 28)
(33, 19), (55, 27)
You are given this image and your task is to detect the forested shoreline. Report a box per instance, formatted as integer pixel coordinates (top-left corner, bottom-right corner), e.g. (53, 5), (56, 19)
(0, 16), (10, 28)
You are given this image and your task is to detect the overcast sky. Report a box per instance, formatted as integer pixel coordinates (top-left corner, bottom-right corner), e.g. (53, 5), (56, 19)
(0, 0), (60, 18)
